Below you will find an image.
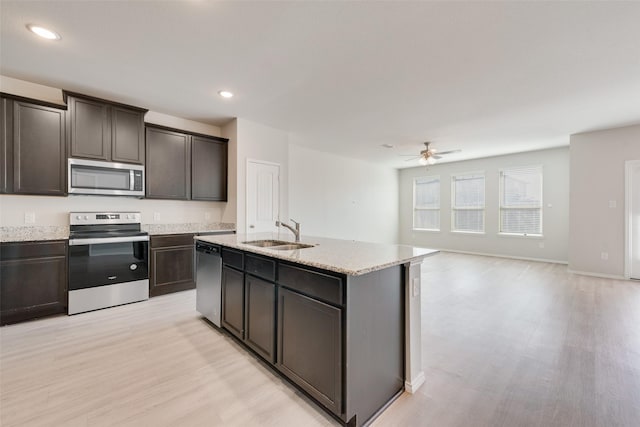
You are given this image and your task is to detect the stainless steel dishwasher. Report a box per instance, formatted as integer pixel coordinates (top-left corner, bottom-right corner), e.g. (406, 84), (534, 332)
(195, 242), (222, 327)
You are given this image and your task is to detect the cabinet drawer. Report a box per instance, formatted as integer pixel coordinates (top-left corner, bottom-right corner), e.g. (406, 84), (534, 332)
(0, 241), (67, 260)
(245, 254), (276, 281)
(222, 248), (244, 270)
(278, 264), (343, 306)
(150, 234), (194, 248)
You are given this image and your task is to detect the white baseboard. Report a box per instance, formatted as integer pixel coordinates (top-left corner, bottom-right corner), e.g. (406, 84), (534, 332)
(439, 249), (568, 265)
(566, 269), (628, 281)
(404, 371), (425, 394)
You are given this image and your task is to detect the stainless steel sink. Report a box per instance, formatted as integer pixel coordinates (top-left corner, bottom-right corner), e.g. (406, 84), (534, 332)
(242, 239), (290, 247)
(242, 240), (315, 250)
(269, 243), (315, 250)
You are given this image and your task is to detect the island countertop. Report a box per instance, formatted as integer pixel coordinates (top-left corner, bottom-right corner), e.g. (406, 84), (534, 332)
(195, 232), (438, 276)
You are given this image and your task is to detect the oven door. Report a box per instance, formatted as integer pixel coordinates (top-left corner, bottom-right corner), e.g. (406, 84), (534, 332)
(68, 236), (149, 291)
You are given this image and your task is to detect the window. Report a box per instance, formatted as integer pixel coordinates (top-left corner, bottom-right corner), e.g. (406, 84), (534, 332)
(500, 166), (542, 235)
(413, 176), (440, 230)
(451, 173), (485, 232)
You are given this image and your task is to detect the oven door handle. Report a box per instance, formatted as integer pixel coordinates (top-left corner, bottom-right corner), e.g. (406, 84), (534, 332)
(69, 236), (150, 246)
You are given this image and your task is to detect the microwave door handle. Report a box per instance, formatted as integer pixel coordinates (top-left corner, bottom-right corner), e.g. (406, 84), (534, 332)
(130, 170), (135, 191)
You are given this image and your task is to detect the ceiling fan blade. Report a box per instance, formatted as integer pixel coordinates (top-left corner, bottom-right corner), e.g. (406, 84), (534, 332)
(404, 156), (421, 161)
(436, 149), (461, 155)
(399, 154), (420, 157)
(432, 155), (442, 160)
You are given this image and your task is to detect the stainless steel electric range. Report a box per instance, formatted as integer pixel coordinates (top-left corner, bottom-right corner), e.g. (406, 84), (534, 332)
(68, 212), (149, 315)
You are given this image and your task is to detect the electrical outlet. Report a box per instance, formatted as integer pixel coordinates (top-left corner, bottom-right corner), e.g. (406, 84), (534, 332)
(608, 200), (617, 208)
(24, 212), (35, 224)
(601, 252), (609, 260)
(204, 212), (212, 221)
(153, 212), (161, 221)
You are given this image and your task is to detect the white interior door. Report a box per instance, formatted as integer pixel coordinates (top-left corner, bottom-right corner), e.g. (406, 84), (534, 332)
(246, 160), (280, 234)
(629, 160), (640, 279)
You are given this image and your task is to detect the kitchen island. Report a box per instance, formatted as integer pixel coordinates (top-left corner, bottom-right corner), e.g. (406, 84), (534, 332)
(194, 232), (437, 427)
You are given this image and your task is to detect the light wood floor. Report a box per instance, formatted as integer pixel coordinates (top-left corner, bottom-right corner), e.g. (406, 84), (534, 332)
(1, 253), (639, 426)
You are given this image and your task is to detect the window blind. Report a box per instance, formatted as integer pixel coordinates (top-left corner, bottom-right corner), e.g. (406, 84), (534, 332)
(500, 166), (542, 235)
(452, 173), (485, 232)
(413, 176), (440, 230)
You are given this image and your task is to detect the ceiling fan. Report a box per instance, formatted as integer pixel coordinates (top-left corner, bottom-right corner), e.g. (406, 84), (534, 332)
(402, 142), (461, 165)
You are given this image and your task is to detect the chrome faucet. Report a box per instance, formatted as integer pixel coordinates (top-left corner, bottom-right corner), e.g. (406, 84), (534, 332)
(276, 219), (301, 242)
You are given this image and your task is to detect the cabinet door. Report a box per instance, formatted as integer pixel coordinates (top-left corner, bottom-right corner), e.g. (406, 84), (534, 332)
(221, 265), (244, 340)
(0, 97), (11, 193)
(191, 136), (227, 201)
(244, 275), (276, 362)
(68, 96), (110, 161)
(1, 242), (67, 326)
(145, 126), (190, 199)
(111, 106), (145, 164)
(150, 244), (195, 297)
(13, 101), (66, 195)
(277, 288), (342, 415)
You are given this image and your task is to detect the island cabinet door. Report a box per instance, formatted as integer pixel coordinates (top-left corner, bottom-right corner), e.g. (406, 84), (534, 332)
(244, 275), (276, 363)
(277, 287), (343, 417)
(221, 265), (244, 340)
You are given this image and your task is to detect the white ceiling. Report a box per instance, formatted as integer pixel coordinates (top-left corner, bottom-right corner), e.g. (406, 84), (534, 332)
(1, 1), (639, 168)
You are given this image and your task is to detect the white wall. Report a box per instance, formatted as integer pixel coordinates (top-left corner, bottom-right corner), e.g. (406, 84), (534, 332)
(288, 144), (399, 244)
(569, 124), (640, 277)
(399, 147), (570, 262)
(0, 75), (228, 227)
(221, 119), (238, 225)
(0, 195), (224, 226)
(235, 118), (289, 233)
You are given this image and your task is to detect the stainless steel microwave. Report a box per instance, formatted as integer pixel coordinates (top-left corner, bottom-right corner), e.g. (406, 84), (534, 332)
(68, 158), (145, 197)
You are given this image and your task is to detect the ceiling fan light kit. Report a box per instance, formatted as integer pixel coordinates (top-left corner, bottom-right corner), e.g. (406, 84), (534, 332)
(404, 142), (461, 166)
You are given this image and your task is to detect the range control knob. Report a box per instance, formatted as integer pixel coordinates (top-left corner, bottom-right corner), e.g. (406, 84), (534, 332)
(83, 215), (89, 220)
(76, 215), (82, 220)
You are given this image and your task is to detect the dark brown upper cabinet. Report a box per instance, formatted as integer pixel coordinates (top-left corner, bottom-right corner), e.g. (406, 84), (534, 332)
(145, 123), (228, 201)
(145, 125), (191, 200)
(64, 91), (147, 165)
(0, 97), (9, 194)
(0, 94), (67, 196)
(191, 135), (227, 201)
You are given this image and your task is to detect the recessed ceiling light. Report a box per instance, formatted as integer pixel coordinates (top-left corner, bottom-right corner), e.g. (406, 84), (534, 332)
(382, 144), (394, 149)
(26, 24), (61, 40)
(218, 90), (233, 99)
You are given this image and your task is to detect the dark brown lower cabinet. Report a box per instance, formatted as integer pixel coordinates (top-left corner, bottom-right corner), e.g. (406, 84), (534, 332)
(149, 234), (195, 297)
(214, 244), (403, 427)
(221, 265), (244, 339)
(244, 275), (276, 363)
(0, 241), (68, 325)
(277, 287), (343, 416)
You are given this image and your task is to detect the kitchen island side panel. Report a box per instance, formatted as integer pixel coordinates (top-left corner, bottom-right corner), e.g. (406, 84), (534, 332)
(345, 265), (404, 425)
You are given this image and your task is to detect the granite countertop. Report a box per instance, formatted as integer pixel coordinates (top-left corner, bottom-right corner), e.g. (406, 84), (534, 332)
(1, 222), (236, 242)
(143, 223), (236, 235)
(195, 232), (438, 276)
(0, 226), (70, 242)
